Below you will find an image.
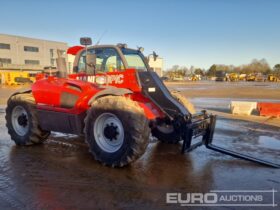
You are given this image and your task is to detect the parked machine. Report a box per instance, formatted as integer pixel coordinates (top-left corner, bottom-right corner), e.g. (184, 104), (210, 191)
(246, 73), (266, 82)
(0, 71), (33, 85)
(190, 74), (201, 81)
(268, 74), (280, 82)
(239, 74), (247, 81)
(246, 73), (256, 81)
(226, 73), (239, 82)
(5, 38), (279, 168)
(215, 71), (226, 81)
(255, 73), (266, 82)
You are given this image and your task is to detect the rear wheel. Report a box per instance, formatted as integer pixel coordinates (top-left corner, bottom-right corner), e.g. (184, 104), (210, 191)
(84, 96), (150, 167)
(151, 91), (196, 144)
(5, 93), (50, 145)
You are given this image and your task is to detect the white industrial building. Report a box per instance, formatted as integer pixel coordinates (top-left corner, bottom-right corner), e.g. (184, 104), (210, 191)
(0, 33), (163, 76)
(0, 34), (68, 71)
(148, 55), (163, 77)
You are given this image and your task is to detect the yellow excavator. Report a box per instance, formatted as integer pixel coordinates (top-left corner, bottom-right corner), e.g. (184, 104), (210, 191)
(239, 74), (247, 81)
(267, 74), (279, 82)
(246, 73), (256, 81)
(190, 74), (201, 81)
(226, 73), (239, 81)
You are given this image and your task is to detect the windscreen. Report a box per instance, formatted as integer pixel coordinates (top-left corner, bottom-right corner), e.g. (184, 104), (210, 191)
(121, 48), (148, 71)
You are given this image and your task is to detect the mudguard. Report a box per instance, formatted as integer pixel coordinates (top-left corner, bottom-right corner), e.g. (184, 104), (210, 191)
(10, 88), (32, 97)
(7, 88), (32, 104)
(87, 87), (132, 105)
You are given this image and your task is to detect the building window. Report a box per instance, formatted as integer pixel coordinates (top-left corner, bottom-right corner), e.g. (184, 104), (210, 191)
(50, 49), (54, 58)
(0, 58), (12, 64)
(0, 43), (10, 50)
(25, 60), (40, 65)
(50, 58), (55, 66)
(24, 46), (39, 52)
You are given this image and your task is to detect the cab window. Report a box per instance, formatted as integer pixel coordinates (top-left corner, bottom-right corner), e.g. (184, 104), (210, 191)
(77, 52), (86, 72)
(121, 48), (148, 71)
(77, 48), (124, 73)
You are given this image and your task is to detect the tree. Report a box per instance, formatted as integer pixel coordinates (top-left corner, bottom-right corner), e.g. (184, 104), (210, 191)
(181, 66), (190, 76)
(194, 68), (204, 75)
(207, 64), (217, 76)
(171, 65), (179, 71)
(273, 64), (280, 70)
(273, 64), (280, 76)
(239, 59), (271, 74)
(189, 66), (195, 74)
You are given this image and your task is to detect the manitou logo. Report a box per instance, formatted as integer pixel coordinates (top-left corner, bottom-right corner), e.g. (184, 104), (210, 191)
(76, 74), (124, 84)
(107, 74), (124, 84)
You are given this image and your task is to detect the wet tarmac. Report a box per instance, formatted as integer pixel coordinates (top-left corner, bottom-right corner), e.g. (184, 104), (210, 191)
(167, 81), (280, 99)
(0, 95), (280, 209)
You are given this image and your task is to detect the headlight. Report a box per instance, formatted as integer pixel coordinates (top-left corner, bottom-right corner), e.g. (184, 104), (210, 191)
(95, 76), (107, 85)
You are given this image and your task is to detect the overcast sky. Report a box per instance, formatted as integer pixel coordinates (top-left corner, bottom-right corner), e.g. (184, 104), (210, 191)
(1, 0), (280, 69)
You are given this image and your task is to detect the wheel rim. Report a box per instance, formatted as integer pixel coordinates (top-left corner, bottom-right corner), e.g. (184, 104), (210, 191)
(11, 105), (29, 136)
(94, 113), (124, 153)
(157, 124), (174, 134)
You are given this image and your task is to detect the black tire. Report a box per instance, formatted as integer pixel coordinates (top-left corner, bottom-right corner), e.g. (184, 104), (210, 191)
(5, 93), (50, 145)
(171, 91), (196, 114)
(151, 122), (180, 144)
(151, 91), (195, 144)
(84, 96), (150, 167)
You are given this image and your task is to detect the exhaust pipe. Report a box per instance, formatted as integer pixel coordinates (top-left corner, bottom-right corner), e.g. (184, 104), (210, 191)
(56, 49), (67, 78)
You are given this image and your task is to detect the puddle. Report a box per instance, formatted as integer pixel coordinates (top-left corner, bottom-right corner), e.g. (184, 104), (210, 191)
(175, 87), (209, 90)
(258, 136), (280, 150)
(0, 88), (280, 209)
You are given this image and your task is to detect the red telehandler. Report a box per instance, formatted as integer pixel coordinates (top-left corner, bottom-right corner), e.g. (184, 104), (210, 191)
(5, 38), (279, 167)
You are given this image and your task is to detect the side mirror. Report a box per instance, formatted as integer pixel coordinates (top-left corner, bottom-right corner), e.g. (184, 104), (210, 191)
(80, 37), (92, 46)
(152, 51), (158, 61)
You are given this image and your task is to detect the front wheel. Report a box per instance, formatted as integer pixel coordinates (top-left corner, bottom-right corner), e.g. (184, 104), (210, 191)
(84, 96), (150, 167)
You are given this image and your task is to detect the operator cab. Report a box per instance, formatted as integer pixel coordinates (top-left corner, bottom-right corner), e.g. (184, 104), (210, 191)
(73, 43), (150, 75)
